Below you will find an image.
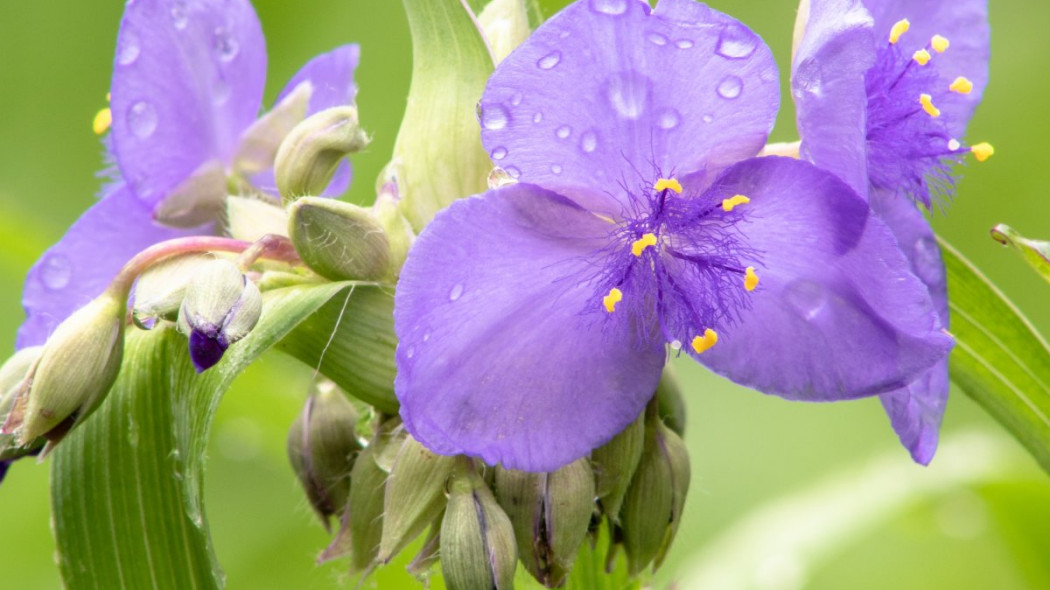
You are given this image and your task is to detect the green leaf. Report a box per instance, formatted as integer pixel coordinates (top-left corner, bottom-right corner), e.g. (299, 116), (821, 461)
(394, 0), (495, 231)
(50, 281), (351, 589)
(942, 238), (1050, 475)
(990, 223), (1050, 285)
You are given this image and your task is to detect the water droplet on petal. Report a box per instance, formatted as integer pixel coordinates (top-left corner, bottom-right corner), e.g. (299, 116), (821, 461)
(39, 254), (71, 290)
(605, 71), (652, 120)
(580, 130), (598, 153)
(480, 103), (510, 130)
(405, 346), (416, 359)
(715, 23), (758, 59)
(556, 125), (571, 139)
(647, 32), (668, 46)
(170, 1), (188, 29)
(491, 146), (508, 161)
(793, 59), (823, 98)
(212, 28), (239, 62)
(537, 51), (562, 70)
(504, 166), (521, 178)
(785, 280), (827, 320)
(117, 32), (140, 66)
(510, 92), (523, 106)
(589, 0), (628, 16)
(127, 101), (158, 138)
(550, 164), (563, 174)
(533, 112), (543, 124)
(422, 332), (431, 342)
(670, 339), (682, 351)
(656, 108), (681, 130)
(675, 39), (695, 49)
(449, 283), (464, 301)
(716, 75), (743, 100)
(702, 114), (714, 123)
(948, 138), (961, 151)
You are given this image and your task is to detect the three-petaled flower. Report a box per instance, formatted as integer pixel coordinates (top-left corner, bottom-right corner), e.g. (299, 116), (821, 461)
(792, 0), (990, 463)
(394, 0), (952, 471)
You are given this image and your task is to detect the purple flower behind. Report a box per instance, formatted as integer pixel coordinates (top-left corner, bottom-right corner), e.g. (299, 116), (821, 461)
(793, 0), (990, 463)
(17, 0), (360, 349)
(394, 0), (953, 472)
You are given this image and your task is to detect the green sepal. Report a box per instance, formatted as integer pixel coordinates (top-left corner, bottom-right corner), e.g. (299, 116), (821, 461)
(991, 223), (1050, 285)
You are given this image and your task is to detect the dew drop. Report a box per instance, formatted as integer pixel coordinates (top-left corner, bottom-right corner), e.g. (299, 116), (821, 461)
(605, 71), (652, 120)
(550, 164), (563, 174)
(580, 130), (598, 153)
(656, 108), (681, 130)
(670, 340), (682, 351)
(537, 51), (562, 70)
(785, 280), (828, 320)
(170, 1), (188, 29)
(117, 32), (140, 66)
(127, 101), (158, 138)
(556, 125), (571, 139)
(505, 166), (522, 178)
(127, 420), (140, 447)
(490, 146), (508, 161)
(717, 75), (743, 100)
(589, 0), (628, 16)
(423, 331), (431, 342)
(715, 23), (758, 59)
(449, 283), (464, 301)
(948, 138), (961, 151)
(675, 39), (695, 49)
(405, 346), (416, 359)
(212, 27), (239, 62)
(39, 254), (71, 290)
(793, 59), (823, 99)
(702, 114), (714, 123)
(480, 103), (510, 130)
(510, 92), (523, 106)
(533, 112), (543, 124)
(647, 32), (668, 47)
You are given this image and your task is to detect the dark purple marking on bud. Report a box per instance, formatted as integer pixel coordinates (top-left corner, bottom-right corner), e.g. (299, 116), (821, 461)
(0, 460), (10, 484)
(189, 329), (228, 373)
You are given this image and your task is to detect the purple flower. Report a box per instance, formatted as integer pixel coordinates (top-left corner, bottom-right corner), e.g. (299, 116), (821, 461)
(394, 0), (952, 472)
(17, 0), (359, 349)
(793, 0), (990, 463)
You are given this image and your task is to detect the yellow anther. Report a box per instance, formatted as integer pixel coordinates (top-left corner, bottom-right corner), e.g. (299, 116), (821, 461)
(721, 194), (750, 212)
(106, 92), (111, 101)
(93, 107), (112, 135)
(912, 49), (931, 66)
(919, 93), (941, 118)
(630, 233), (658, 257)
(949, 76), (974, 94)
(602, 288), (623, 313)
(889, 19), (910, 44)
(931, 35), (950, 53)
(690, 329), (718, 354)
(653, 178), (683, 194)
(744, 266), (759, 292)
(971, 142), (994, 162)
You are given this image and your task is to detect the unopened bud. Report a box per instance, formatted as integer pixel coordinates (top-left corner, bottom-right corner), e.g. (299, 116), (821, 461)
(0, 347), (46, 461)
(477, 0), (531, 64)
(132, 254), (216, 330)
(287, 387), (363, 530)
(495, 457), (595, 586)
(275, 106), (369, 200)
(2, 293), (125, 447)
(226, 196), (290, 243)
(656, 366), (687, 437)
(442, 460), (517, 590)
(618, 405), (691, 575)
(288, 197), (394, 281)
(378, 436), (456, 563)
(591, 410), (645, 523)
(177, 259), (262, 372)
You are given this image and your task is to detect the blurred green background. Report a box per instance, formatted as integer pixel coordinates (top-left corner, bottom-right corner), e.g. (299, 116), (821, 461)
(1, 0), (1049, 588)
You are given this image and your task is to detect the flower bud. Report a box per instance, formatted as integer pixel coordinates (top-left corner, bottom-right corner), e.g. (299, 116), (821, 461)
(618, 405), (691, 575)
(132, 254), (216, 330)
(591, 410), (644, 523)
(378, 436), (456, 563)
(177, 259), (262, 372)
(2, 293), (126, 447)
(0, 347), (46, 461)
(275, 106), (369, 200)
(287, 197), (394, 282)
(226, 196), (290, 243)
(477, 0), (531, 64)
(495, 457), (595, 586)
(656, 366), (687, 437)
(287, 386), (363, 530)
(441, 460), (517, 590)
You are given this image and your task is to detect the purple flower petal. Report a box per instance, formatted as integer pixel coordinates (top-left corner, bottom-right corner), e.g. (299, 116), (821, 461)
(793, 0), (876, 199)
(479, 0), (779, 216)
(870, 190), (949, 464)
(110, 0), (267, 206)
(394, 183), (666, 471)
(695, 157), (952, 400)
(860, 0), (989, 137)
(189, 329), (228, 372)
(277, 44), (360, 115)
(17, 185), (200, 349)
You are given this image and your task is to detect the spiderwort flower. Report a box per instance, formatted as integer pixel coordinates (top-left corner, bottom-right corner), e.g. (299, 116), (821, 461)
(792, 0), (989, 463)
(18, 0), (359, 349)
(394, 0), (953, 471)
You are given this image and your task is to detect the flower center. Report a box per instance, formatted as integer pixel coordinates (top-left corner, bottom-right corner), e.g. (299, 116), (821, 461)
(593, 176), (761, 354)
(865, 18), (992, 208)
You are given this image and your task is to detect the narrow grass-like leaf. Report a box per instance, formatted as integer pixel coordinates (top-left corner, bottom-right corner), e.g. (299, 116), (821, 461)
(990, 223), (1050, 285)
(942, 238), (1050, 475)
(51, 281), (350, 589)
